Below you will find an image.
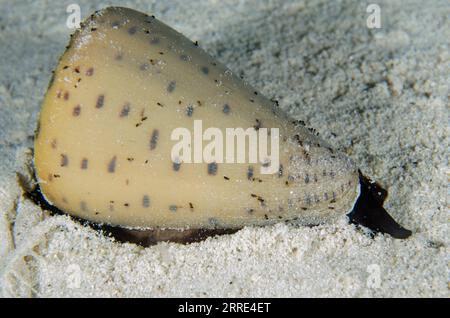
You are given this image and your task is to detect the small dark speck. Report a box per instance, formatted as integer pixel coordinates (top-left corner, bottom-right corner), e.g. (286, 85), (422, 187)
(189, 202), (194, 210)
(304, 173), (310, 184)
(124, 203), (130, 207)
(186, 105), (194, 117)
(254, 119), (261, 130)
(173, 161), (181, 171)
(167, 81), (176, 93)
(224, 176), (230, 180)
(223, 104), (230, 114)
(208, 162), (218, 175)
(64, 92), (70, 101)
(247, 166), (254, 180)
(201, 66), (209, 75)
(128, 26), (137, 35)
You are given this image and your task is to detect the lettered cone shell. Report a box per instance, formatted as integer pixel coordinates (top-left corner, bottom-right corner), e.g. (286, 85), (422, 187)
(33, 7), (411, 243)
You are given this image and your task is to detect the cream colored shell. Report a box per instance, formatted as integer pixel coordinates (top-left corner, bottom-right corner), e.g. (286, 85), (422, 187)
(34, 7), (359, 230)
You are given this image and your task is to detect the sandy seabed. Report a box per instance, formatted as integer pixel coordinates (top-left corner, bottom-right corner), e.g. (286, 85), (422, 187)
(0, 0), (448, 297)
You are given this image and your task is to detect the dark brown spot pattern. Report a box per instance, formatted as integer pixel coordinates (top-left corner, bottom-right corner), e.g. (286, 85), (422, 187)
(108, 156), (117, 173)
(167, 81), (176, 93)
(150, 129), (159, 150)
(73, 105), (81, 116)
(60, 154), (68, 167)
(96, 95), (104, 109)
(81, 158), (88, 169)
(120, 103), (130, 117)
(142, 195), (150, 208)
(208, 162), (218, 175)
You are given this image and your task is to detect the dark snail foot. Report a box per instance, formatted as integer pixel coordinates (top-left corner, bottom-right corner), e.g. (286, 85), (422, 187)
(347, 170), (412, 239)
(106, 227), (240, 246)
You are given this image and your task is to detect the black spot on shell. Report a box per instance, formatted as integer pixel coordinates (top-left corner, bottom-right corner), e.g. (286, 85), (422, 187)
(247, 166), (254, 180)
(208, 162), (218, 175)
(278, 164), (283, 177)
(142, 195), (150, 208)
(223, 104), (230, 114)
(108, 156), (117, 173)
(128, 26), (137, 35)
(96, 95), (104, 109)
(60, 154), (68, 167)
(73, 105), (81, 116)
(304, 173), (310, 184)
(201, 66), (209, 75)
(150, 129), (159, 150)
(167, 81), (176, 93)
(173, 161), (181, 171)
(254, 119), (262, 131)
(81, 158), (88, 169)
(186, 105), (194, 117)
(120, 104), (130, 117)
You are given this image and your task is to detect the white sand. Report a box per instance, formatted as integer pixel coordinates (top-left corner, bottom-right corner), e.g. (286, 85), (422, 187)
(0, 0), (448, 297)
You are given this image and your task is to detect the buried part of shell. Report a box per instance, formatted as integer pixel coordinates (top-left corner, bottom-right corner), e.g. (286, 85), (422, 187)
(21, 171), (411, 246)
